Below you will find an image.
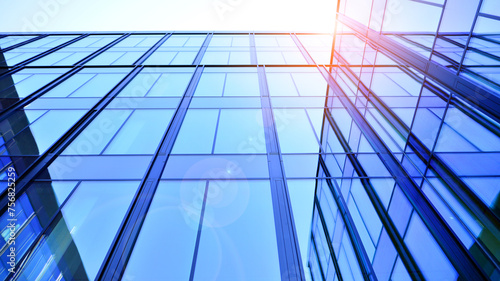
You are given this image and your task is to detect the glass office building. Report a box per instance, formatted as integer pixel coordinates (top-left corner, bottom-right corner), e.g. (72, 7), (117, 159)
(0, 0), (499, 280)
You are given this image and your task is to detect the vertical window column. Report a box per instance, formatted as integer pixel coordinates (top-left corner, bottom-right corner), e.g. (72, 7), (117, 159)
(250, 33), (306, 281)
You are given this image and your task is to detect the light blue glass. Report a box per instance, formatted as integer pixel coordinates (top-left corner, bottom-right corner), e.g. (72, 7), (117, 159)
(162, 155), (269, 179)
(372, 229), (398, 280)
(42, 74), (95, 97)
(287, 179), (316, 275)
(1, 71), (65, 98)
(124, 181), (203, 281)
(104, 109), (175, 154)
(194, 73), (226, 96)
(14, 181), (139, 281)
(86, 52), (125, 65)
(223, 73), (260, 96)
(28, 109), (87, 153)
(214, 109), (266, 154)
(282, 154), (320, 177)
(111, 51), (143, 65)
(258, 51), (286, 64)
(404, 214), (458, 281)
(47, 155), (152, 180)
(346, 194), (376, 259)
(144, 51), (177, 65)
(350, 180), (382, 243)
(172, 109), (219, 154)
(170, 51), (198, 64)
(62, 110), (132, 155)
(201, 52), (230, 64)
(118, 73), (161, 97)
(267, 73), (299, 96)
(0, 36), (36, 48)
(274, 108), (320, 153)
(193, 180), (280, 281)
(146, 73), (192, 97)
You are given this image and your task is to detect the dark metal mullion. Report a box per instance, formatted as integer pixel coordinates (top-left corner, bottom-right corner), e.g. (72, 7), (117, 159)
(0, 66), (144, 211)
(318, 65), (489, 280)
(317, 161), (376, 281)
(313, 200), (343, 281)
(1, 34), (48, 52)
(439, 35), (466, 48)
(251, 33), (305, 281)
(193, 33), (213, 65)
(323, 110), (425, 281)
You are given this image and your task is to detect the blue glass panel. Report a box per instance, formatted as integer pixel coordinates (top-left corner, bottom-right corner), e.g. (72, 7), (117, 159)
(171, 51), (198, 64)
(24, 110), (87, 153)
(223, 73), (260, 96)
(42, 74), (95, 97)
(282, 154), (319, 177)
(201, 52), (230, 64)
(214, 109), (266, 154)
(372, 229), (398, 281)
(388, 185), (412, 236)
(287, 179), (316, 276)
(274, 109), (320, 153)
(391, 258), (412, 281)
(62, 110), (132, 155)
(86, 52), (125, 65)
(193, 180), (280, 281)
(69, 74), (125, 97)
(104, 109), (175, 154)
(47, 155), (152, 180)
(117, 73), (161, 97)
(14, 181), (139, 281)
(267, 73), (299, 96)
(162, 155), (269, 179)
(172, 109), (219, 154)
(195, 73), (226, 96)
(144, 51), (177, 64)
(124, 181), (202, 281)
(404, 214), (458, 281)
(146, 73), (192, 97)
(228, 52), (251, 64)
(350, 180), (382, 243)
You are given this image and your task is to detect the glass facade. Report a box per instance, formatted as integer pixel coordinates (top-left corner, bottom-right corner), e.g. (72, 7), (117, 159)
(0, 1), (499, 280)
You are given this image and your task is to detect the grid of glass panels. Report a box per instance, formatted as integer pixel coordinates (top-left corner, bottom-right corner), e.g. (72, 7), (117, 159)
(0, 26), (498, 281)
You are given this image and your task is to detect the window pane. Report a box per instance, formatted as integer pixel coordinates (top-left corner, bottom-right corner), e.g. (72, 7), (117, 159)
(14, 181), (139, 281)
(172, 109), (219, 154)
(124, 181), (202, 281)
(103, 109), (175, 154)
(214, 109), (266, 154)
(193, 180), (280, 281)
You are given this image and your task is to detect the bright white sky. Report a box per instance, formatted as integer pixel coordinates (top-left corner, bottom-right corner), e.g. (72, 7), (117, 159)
(0, 0), (336, 33)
